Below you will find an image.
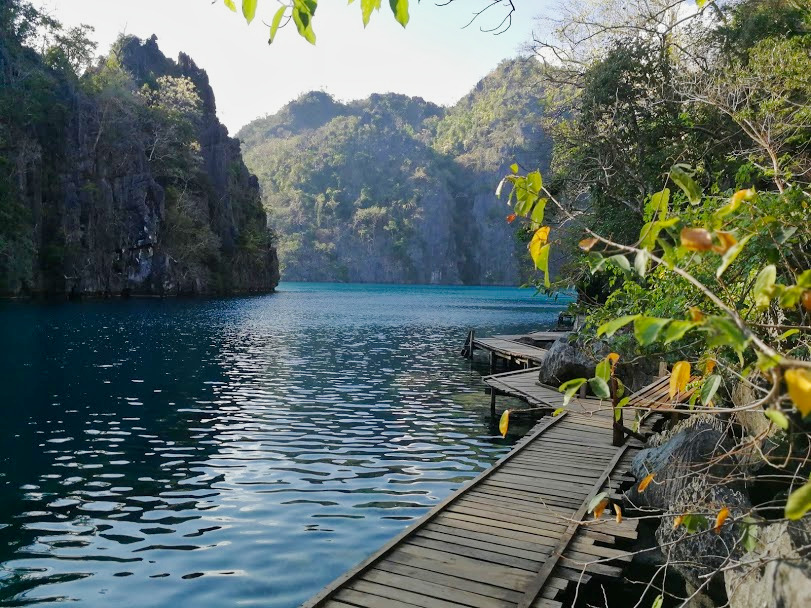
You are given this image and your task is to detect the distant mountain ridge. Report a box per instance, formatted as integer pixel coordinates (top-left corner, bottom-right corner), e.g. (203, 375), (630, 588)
(238, 58), (551, 285)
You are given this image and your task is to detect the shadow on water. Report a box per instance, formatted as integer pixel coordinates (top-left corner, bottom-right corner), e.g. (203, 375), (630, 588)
(0, 284), (573, 607)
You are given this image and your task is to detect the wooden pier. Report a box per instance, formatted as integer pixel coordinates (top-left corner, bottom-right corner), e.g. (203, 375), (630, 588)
(461, 330), (570, 370)
(301, 387), (655, 608)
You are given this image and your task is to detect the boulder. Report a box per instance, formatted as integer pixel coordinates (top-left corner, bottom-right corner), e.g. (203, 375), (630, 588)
(537, 337), (610, 385)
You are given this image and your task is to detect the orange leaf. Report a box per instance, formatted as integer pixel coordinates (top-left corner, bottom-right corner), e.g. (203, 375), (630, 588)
(730, 188), (756, 206)
(680, 227), (713, 251)
(669, 361), (691, 399)
(593, 497), (609, 519)
(803, 291), (811, 312)
(638, 473), (655, 492)
(785, 369), (811, 417)
(688, 307), (705, 322)
(673, 514), (685, 529)
(608, 352), (620, 373)
(613, 503), (622, 524)
(712, 231), (737, 254)
(579, 237), (598, 251)
(714, 507), (730, 534)
(705, 359), (716, 374)
(506, 213), (517, 224)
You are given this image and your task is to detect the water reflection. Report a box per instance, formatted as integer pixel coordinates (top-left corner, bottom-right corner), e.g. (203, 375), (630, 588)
(0, 284), (571, 607)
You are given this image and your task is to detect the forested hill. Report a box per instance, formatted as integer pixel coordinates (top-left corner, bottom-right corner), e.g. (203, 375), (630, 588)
(238, 58), (551, 285)
(0, 5), (279, 298)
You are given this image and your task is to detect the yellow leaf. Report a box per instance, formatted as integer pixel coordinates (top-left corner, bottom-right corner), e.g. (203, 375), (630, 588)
(705, 358), (716, 374)
(714, 507), (730, 534)
(579, 237), (598, 251)
(499, 409), (510, 438)
(638, 473), (655, 492)
(680, 227), (713, 251)
(673, 514), (684, 529)
(593, 497), (609, 519)
(607, 352), (620, 372)
(688, 306), (705, 322)
(785, 369), (811, 417)
(712, 231), (737, 254)
(669, 361), (691, 399)
(529, 226), (550, 255)
(730, 187), (756, 206)
(613, 503), (622, 524)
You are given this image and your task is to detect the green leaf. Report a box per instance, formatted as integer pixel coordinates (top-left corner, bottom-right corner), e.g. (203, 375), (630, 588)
(652, 595), (663, 608)
(705, 317), (750, 361)
(242, 0), (258, 23)
(786, 481), (811, 520)
(700, 375), (722, 405)
(527, 171), (542, 196)
(609, 254), (631, 273)
(662, 320), (697, 344)
(670, 166), (703, 205)
(360, 0), (382, 26)
(552, 407), (565, 417)
(716, 234), (754, 278)
(597, 315), (640, 338)
(595, 358), (611, 383)
(510, 162), (519, 174)
(634, 249), (649, 277)
(634, 317), (671, 346)
(559, 378), (587, 406)
(753, 265), (776, 308)
(648, 188), (670, 221)
(292, 5), (317, 44)
(778, 329), (800, 341)
(389, 0), (409, 26)
(589, 377), (611, 399)
(224, 0), (237, 11)
(681, 513), (708, 533)
(779, 285), (804, 308)
(530, 198), (547, 227)
(269, 5), (287, 43)
(796, 269), (811, 289)
(765, 409), (789, 431)
(756, 351), (782, 372)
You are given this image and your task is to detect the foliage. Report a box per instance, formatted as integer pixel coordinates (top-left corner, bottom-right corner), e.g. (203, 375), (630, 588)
(223, 0), (410, 45)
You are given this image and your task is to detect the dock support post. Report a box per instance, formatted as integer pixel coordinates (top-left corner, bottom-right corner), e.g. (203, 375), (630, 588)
(490, 389), (497, 418)
(489, 351), (496, 374)
(658, 360), (668, 377)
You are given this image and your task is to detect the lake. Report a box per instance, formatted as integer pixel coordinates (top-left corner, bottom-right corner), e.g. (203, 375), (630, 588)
(0, 283), (572, 607)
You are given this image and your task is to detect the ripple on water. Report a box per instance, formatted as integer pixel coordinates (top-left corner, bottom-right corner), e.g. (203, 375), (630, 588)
(0, 283), (572, 607)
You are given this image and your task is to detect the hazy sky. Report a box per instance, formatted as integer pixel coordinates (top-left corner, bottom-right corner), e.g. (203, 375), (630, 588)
(32, 1), (548, 134)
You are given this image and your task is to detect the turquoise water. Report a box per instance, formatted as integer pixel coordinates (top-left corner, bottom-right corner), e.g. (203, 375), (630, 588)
(0, 283), (573, 607)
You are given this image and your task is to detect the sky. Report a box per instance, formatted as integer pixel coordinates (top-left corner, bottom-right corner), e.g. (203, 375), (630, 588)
(31, 0), (550, 134)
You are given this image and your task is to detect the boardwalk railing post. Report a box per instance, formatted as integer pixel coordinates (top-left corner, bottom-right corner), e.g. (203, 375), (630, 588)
(611, 376), (624, 446)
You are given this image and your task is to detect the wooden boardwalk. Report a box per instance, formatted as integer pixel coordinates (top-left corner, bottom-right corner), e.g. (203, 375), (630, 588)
(469, 337), (550, 367)
(301, 389), (651, 608)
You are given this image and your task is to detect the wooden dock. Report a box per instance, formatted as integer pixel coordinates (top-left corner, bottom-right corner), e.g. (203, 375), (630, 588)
(301, 388), (651, 608)
(461, 330), (571, 371)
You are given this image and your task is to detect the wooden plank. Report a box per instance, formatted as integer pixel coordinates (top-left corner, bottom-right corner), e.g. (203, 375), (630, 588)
(361, 569), (508, 608)
(334, 588), (422, 608)
(349, 580), (470, 608)
(517, 445), (629, 608)
(300, 414), (568, 607)
(375, 559), (524, 603)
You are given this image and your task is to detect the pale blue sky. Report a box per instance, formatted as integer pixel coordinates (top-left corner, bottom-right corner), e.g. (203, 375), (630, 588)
(33, 1), (549, 133)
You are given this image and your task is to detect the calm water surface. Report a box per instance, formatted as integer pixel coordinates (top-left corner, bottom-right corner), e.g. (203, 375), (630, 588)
(0, 283), (572, 607)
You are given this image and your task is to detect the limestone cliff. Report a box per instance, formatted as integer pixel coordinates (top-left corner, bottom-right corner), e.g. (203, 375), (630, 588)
(0, 30), (278, 297)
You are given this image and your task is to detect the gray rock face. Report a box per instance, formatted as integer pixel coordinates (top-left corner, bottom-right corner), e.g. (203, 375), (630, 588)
(725, 519), (811, 608)
(1, 35), (278, 297)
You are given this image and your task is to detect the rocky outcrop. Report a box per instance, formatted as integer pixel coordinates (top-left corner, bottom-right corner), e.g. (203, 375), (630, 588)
(536, 337), (610, 385)
(0, 34), (278, 297)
